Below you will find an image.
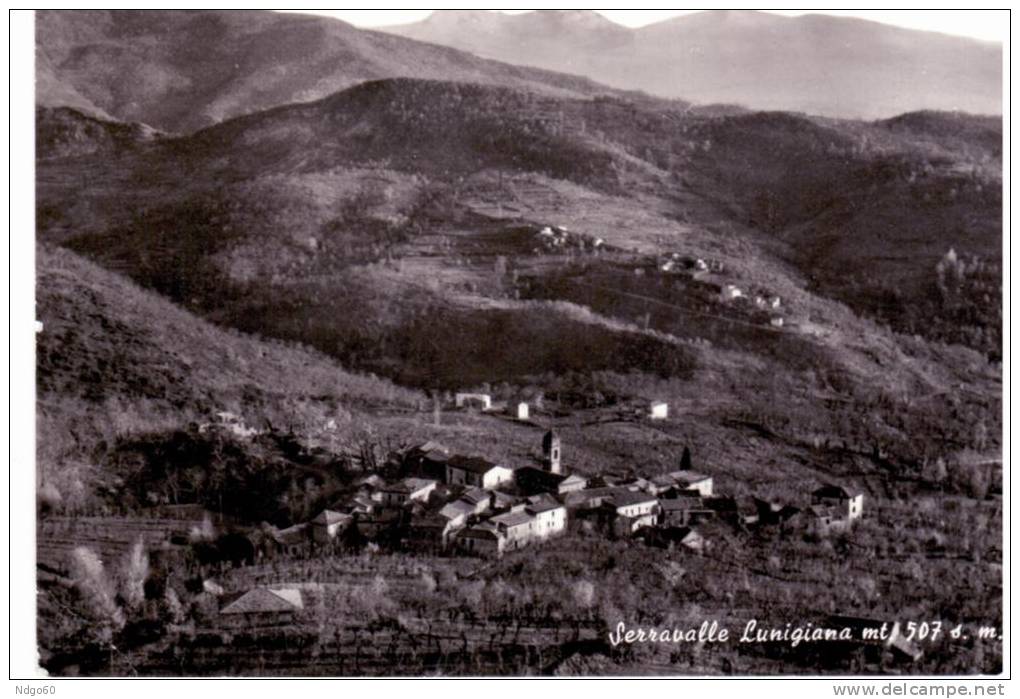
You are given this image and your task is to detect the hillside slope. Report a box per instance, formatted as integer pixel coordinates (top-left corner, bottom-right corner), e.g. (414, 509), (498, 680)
(383, 10), (1002, 119)
(36, 81), (1001, 495)
(35, 9), (643, 133)
(37, 80), (1002, 359)
(36, 243), (423, 511)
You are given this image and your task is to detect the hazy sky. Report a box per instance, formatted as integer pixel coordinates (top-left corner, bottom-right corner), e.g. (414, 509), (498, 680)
(286, 10), (1006, 43)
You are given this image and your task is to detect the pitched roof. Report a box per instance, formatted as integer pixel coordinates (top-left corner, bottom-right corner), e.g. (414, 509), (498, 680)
(668, 470), (711, 484)
(490, 491), (517, 507)
(410, 440), (448, 455)
(808, 504), (843, 519)
(459, 525), (503, 541)
(380, 477), (436, 494)
(410, 514), (449, 529)
(461, 487), (490, 505)
(813, 484), (856, 500)
(221, 588), (304, 615)
(271, 523), (309, 545)
(526, 494), (564, 514)
(447, 455), (503, 475)
(611, 489), (659, 508)
(440, 500), (475, 520)
(659, 496), (705, 511)
(516, 465), (567, 483)
(311, 510), (351, 526)
(491, 511), (534, 529)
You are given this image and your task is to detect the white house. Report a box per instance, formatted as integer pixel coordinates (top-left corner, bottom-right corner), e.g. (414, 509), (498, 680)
(490, 510), (538, 551)
(378, 478), (437, 506)
(720, 284), (742, 301)
(438, 500), (475, 528)
(557, 473), (587, 495)
(525, 494), (567, 539)
(669, 470), (713, 497)
(514, 402), (530, 420)
(649, 401), (669, 420)
(608, 489), (659, 534)
(455, 393), (492, 410)
(446, 456), (514, 489)
(310, 510), (352, 543)
(812, 485), (864, 522)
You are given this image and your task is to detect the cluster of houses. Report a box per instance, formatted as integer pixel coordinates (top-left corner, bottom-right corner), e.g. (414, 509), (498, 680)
(454, 391), (669, 423)
(658, 252), (719, 276)
(256, 430), (865, 562)
(533, 225), (605, 253)
(198, 435), (867, 628)
(651, 251), (785, 329)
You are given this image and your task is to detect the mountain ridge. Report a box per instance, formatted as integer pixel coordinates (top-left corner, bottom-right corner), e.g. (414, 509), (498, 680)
(35, 9), (649, 134)
(381, 10), (1002, 119)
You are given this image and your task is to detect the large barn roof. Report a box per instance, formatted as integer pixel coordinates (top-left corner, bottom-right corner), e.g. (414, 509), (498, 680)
(221, 588), (303, 615)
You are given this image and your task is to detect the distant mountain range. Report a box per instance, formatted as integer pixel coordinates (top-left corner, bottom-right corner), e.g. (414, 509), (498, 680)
(382, 10), (1003, 119)
(35, 9), (643, 134)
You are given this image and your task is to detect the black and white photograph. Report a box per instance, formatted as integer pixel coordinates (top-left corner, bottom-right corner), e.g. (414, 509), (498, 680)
(11, 7), (1008, 682)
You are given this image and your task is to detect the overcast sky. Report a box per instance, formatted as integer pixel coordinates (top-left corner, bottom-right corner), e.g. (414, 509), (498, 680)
(285, 10), (1006, 43)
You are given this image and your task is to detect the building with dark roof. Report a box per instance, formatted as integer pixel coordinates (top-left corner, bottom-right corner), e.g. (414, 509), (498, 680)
(446, 455), (514, 489)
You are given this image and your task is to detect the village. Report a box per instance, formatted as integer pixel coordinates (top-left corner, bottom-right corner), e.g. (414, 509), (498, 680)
(194, 399), (873, 640)
(245, 395), (865, 568)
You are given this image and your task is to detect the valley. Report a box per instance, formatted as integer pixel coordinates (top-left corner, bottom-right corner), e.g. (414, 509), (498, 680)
(31, 11), (1002, 678)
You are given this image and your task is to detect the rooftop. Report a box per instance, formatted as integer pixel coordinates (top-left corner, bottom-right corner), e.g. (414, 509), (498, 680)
(311, 510), (351, 526)
(659, 496), (706, 511)
(526, 493), (564, 514)
(611, 489), (659, 508)
(221, 587), (304, 615)
(491, 510), (535, 529)
(814, 484), (858, 500)
(447, 455), (503, 475)
(668, 470), (711, 484)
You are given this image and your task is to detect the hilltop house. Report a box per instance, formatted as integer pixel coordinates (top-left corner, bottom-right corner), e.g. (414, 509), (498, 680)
(446, 455), (514, 489)
(649, 402), (669, 420)
(806, 504), (852, 536)
(812, 485), (864, 522)
(220, 588), (303, 626)
(513, 402), (530, 420)
(720, 284), (743, 301)
(455, 393), (492, 411)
